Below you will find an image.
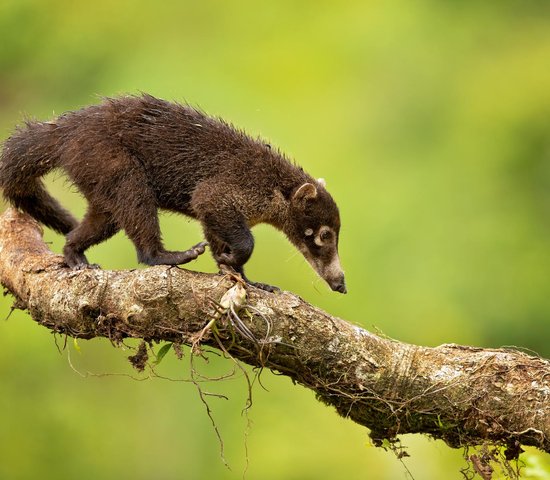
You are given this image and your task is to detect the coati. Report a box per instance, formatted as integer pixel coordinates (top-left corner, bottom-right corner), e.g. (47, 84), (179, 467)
(0, 94), (346, 293)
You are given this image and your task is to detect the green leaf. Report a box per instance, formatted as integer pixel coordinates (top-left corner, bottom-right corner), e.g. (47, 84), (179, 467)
(73, 337), (81, 353)
(155, 343), (173, 365)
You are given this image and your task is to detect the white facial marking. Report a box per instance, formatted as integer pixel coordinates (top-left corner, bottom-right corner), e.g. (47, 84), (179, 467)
(305, 228), (314, 236)
(317, 178), (326, 188)
(301, 248), (344, 285)
(324, 253), (344, 279)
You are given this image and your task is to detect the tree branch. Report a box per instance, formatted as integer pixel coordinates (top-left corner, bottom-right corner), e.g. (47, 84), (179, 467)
(1, 207), (549, 456)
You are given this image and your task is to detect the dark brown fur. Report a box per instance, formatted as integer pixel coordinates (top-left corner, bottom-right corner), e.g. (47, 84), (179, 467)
(0, 95), (346, 292)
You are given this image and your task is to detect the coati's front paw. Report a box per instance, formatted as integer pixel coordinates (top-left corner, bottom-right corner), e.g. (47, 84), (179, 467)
(217, 265), (280, 293)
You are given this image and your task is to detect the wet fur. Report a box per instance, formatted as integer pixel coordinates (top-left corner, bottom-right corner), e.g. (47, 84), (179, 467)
(0, 94), (343, 290)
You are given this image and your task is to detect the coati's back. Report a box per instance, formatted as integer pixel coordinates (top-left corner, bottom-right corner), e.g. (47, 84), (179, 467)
(30, 95), (309, 214)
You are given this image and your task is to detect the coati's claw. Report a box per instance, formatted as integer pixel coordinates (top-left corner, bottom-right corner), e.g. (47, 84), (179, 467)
(245, 280), (281, 293)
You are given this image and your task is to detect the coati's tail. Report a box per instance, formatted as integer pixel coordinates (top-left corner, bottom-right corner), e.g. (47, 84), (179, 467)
(0, 121), (78, 234)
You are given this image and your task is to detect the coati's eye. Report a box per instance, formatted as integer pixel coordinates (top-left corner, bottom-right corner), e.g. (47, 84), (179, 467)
(320, 230), (332, 242)
(314, 227), (334, 247)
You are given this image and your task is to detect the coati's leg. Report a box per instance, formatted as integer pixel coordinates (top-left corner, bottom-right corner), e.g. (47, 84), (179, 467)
(124, 214), (207, 266)
(117, 205), (207, 267)
(200, 212), (279, 293)
(63, 207), (120, 267)
(66, 158), (206, 267)
(201, 212), (254, 267)
(96, 168), (207, 266)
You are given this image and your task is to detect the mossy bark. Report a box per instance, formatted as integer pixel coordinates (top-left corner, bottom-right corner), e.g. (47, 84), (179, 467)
(1, 208), (549, 454)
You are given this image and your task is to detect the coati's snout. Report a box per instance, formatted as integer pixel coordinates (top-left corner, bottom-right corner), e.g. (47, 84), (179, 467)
(299, 227), (347, 294)
(290, 181), (347, 294)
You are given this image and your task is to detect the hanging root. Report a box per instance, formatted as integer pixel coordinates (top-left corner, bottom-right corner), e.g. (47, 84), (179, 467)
(187, 280), (251, 471)
(192, 278), (277, 361)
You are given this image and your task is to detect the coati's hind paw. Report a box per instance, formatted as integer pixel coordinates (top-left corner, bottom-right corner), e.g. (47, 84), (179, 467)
(177, 240), (208, 262)
(140, 241), (208, 266)
(63, 249), (91, 269)
(191, 241), (208, 256)
(77, 263), (100, 270)
(64, 261), (100, 270)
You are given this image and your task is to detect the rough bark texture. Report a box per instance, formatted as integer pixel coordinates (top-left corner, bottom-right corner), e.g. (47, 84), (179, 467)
(1, 207), (549, 455)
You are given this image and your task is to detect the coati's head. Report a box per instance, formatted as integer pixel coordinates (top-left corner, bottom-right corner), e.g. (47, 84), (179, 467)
(287, 179), (347, 294)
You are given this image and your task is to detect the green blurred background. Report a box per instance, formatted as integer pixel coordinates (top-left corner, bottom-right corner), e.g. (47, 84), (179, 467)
(1, 1), (550, 478)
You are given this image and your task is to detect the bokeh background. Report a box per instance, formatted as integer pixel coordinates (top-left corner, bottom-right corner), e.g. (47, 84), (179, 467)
(1, 1), (550, 478)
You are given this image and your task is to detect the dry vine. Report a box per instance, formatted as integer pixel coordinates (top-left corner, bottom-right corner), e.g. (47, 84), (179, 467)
(1, 208), (550, 477)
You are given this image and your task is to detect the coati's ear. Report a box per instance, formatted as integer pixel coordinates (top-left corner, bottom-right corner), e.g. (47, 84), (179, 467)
(317, 178), (326, 188)
(292, 183), (318, 203)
